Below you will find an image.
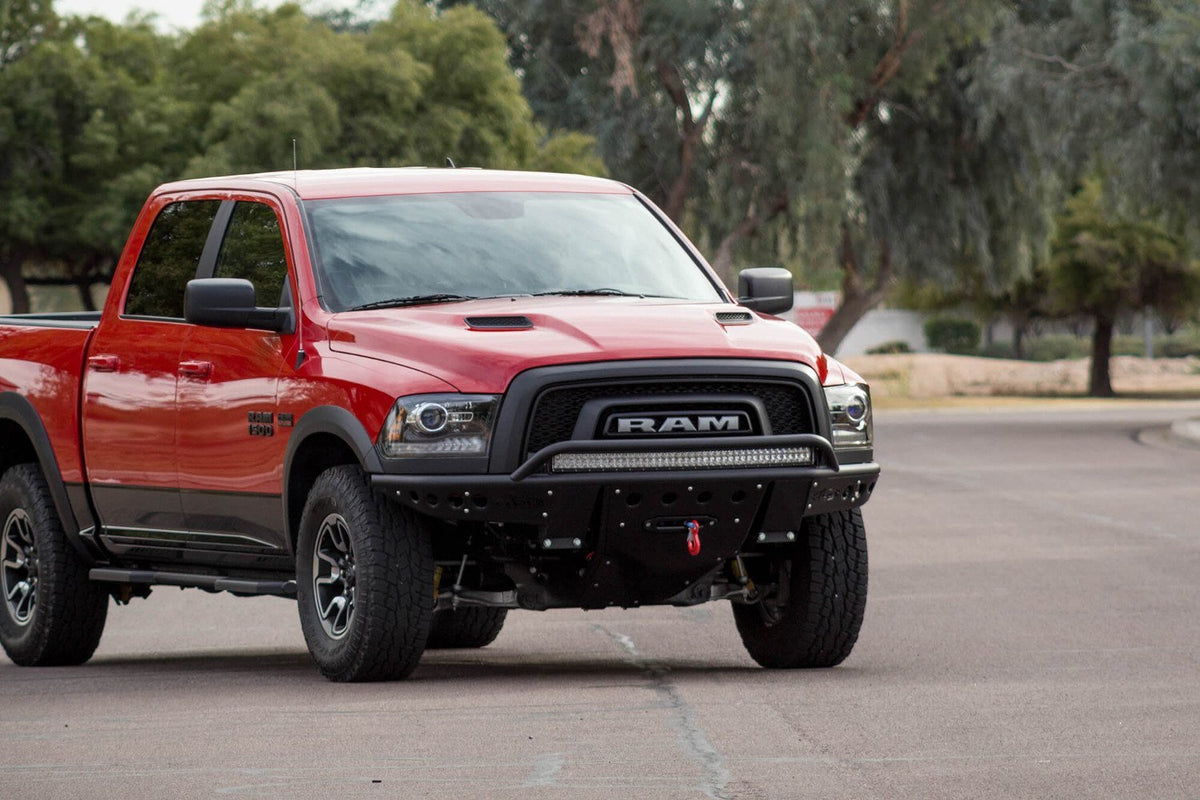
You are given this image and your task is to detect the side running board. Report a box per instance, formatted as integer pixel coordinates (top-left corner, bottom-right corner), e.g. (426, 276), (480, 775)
(89, 567), (297, 598)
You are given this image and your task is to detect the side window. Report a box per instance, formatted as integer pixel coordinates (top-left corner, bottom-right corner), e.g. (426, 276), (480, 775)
(125, 200), (221, 318)
(214, 202), (289, 307)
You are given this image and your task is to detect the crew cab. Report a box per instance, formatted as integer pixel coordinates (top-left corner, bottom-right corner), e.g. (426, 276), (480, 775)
(0, 168), (878, 681)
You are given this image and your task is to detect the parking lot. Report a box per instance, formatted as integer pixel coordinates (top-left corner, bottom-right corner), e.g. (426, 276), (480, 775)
(4, 402), (1199, 799)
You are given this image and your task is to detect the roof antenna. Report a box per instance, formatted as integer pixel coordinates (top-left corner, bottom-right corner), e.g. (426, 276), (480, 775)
(292, 138), (299, 186)
(445, 156), (456, 168)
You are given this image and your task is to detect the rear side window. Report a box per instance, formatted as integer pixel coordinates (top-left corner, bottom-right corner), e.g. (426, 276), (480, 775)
(214, 201), (289, 307)
(125, 200), (221, 318)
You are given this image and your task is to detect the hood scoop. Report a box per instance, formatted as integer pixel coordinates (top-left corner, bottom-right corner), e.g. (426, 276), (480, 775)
(714, 310), (754, 326)
(465, 315), (534, 330)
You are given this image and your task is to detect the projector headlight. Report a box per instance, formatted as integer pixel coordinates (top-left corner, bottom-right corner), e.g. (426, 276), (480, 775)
(824, 383), (872, 449)
(380, 394), (498, 457)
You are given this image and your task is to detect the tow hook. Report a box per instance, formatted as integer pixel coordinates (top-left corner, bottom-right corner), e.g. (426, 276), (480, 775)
(685, 520), (701, 556)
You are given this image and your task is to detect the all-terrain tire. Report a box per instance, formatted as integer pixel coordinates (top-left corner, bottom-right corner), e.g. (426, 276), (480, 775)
(426, 606), (507, 649)
(733, 508), (867, 668)
(0, 464), (108, 666)
(296, 465), (434, 682)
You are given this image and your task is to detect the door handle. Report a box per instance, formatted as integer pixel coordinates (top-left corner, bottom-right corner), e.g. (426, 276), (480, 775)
(87, 354), (120, 372)
(179, 360), (214, 379)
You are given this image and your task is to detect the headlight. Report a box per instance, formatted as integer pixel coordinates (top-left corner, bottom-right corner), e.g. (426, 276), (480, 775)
(824, 383), (872, 449)
(380, 394), (499, 457)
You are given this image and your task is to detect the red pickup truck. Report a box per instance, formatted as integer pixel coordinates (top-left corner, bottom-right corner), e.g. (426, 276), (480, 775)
(0, 168), (878, 681)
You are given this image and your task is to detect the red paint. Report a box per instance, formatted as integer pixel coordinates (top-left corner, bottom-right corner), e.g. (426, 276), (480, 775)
(0, 168), (844, 536)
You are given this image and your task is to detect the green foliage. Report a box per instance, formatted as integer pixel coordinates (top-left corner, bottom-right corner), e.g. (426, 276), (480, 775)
(924, 315), (982, 354)
(0, 0), (53, 68)
(1049, 179), (1200, 321)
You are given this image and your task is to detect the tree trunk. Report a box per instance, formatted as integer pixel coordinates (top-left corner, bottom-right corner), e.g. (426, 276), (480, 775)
(0, 248), (30, 314)
(710, 193), (789, 288)
(816, 229), (895, 355)
(1013, 322), (1026, 361)
(76, 281), (96, 312)
(1089, 315), (1115, 397)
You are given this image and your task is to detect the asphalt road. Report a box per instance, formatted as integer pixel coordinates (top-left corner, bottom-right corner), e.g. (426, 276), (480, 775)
(4, 402), (1200, 799)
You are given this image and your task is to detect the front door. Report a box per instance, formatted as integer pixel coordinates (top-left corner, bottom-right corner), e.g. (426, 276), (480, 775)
(176, 198), (299, 567)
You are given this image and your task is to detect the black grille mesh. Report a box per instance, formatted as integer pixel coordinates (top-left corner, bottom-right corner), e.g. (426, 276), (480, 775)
(525, 379), (814, 454)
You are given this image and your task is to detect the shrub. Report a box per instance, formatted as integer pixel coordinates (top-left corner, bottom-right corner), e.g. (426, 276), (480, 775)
(1025, 335), (1088, 361)
(978, 342), (1016, 360)
(923, 316), (981, 355)
(866, 340), (912, 355)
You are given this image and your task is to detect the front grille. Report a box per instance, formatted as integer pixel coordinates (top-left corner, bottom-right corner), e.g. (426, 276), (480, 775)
(524, 379), (814, 454)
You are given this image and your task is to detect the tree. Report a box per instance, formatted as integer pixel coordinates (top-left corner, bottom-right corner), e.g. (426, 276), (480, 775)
(462, 1), (1051, 354)
(0, 0), (53, 68)
(0, 0), (603, 312)
(177, 1), (596, 175)
(0, 11), (183, 311)
(1049, 179), (1200, 396)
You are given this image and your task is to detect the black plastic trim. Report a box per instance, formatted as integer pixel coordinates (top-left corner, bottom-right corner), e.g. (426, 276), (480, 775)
(0, 313), (100, 329)
(0, 392), (94, 559)
(282, 405), (383, 537)
(195, 200), (236, 280)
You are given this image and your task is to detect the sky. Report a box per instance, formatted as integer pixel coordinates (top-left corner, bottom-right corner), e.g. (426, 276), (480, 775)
(53, 0), (368, 31)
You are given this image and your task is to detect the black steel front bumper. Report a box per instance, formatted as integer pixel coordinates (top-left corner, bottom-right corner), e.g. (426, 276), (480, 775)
(372, 434), (878, 535)
(372, 434), (878, 608)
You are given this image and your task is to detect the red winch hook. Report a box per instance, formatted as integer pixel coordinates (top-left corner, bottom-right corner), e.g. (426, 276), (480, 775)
(685, 520), (701, 556)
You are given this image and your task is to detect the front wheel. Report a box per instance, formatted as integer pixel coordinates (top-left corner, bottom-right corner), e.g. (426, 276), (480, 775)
(733, 508), (868, 668)
(0, 464), (108, 666)
(296, 466), (434, 682)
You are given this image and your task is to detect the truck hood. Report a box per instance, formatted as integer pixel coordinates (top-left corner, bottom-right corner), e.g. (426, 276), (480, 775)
(326, 297), (829, 393)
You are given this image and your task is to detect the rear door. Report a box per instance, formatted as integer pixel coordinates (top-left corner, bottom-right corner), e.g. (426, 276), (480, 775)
(82, 199), (222, 557)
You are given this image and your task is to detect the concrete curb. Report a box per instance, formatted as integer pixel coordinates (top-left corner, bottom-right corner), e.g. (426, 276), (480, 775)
(1169, 418), (1200, 449)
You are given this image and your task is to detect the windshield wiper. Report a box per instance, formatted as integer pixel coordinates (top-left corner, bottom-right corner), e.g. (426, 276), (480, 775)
(346, 294), (477, 311)
(532, 288), (645, 298)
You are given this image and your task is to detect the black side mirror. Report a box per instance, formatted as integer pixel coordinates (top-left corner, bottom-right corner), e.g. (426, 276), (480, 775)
(185, 278), (294, 333)
(738, 267), (794, 314)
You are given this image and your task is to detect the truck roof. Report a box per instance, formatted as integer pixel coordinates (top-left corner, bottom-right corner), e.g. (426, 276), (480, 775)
(156, 167), (632, 200)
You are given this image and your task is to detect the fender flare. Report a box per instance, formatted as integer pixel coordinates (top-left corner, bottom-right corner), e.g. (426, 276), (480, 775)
(282, 406), (383, 540)
(0, 392), (95, 560)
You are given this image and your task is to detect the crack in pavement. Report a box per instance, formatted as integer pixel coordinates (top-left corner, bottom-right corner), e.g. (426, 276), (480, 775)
(591, 623), (733, 800)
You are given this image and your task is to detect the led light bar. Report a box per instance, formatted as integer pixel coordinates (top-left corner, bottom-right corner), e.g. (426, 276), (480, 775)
(550, 446), (815, 473)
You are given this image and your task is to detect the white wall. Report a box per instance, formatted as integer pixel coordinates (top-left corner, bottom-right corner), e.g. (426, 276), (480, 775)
(833, 309), (928, 355)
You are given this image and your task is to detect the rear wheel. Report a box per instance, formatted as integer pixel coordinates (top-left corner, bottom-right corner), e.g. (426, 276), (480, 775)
(296, 466), (434, 682)
(426, 606), (507, 649)
(733, 508), (867, 668)
(0, 464), (108, 666)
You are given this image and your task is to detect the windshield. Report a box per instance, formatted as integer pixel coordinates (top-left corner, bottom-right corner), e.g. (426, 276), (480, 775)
(302, 192), (723, 311)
